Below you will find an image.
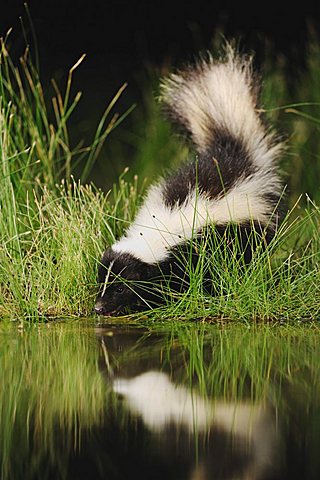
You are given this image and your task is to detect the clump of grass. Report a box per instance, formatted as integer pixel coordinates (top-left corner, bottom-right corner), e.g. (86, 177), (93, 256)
(0, 168), (142, 319)
(0, 33), (143, 320)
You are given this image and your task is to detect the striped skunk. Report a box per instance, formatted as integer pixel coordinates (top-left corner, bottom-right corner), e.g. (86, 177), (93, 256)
(95, 46), (283, 316)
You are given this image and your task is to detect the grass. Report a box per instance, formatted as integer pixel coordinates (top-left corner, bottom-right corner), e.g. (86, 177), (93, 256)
(0, 31), (320, 321)
(0, 33), (143, 319)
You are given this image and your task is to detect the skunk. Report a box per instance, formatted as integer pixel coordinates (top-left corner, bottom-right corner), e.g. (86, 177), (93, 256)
(95, 46), (283, 316)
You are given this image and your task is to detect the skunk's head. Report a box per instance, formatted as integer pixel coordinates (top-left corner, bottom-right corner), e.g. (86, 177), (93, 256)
(95, 248), (159, 316)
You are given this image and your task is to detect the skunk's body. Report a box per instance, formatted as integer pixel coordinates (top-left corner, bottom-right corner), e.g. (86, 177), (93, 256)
(95, 47), (283, 316)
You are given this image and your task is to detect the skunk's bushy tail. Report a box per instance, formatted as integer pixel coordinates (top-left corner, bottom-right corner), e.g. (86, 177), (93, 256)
(160, 45), (282, 172)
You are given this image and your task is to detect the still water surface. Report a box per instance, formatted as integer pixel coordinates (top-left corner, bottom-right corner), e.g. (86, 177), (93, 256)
(0, 319), (320, 479)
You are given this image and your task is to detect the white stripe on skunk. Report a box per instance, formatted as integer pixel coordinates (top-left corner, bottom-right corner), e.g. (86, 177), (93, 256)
(113, 175), (278, 264)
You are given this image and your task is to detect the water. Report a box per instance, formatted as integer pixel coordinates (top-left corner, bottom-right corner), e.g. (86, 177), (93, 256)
(1, 319), (320, 479)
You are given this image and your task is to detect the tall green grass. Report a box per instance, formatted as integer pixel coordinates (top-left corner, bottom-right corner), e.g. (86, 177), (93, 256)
(0, 31), (319, 321)
(0, 34), (142, 319)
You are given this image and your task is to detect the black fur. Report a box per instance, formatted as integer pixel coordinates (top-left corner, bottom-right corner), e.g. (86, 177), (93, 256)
(95, 248), (189, 316)
(95, 251), (159, 316)
(162, 130), (255, 208)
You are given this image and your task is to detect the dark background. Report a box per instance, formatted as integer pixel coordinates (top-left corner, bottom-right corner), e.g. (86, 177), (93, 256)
(1, 1), (319, 183)
(2, 1), (319, 77)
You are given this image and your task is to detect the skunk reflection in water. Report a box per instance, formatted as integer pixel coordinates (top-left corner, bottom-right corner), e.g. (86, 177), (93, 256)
(111, 370), (281, 480)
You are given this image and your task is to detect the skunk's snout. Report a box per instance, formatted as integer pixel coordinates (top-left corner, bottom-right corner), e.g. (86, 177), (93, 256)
(95, 304), (106, 315)
(95, 298), (121, 317)
(94, 299), (109, 316)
